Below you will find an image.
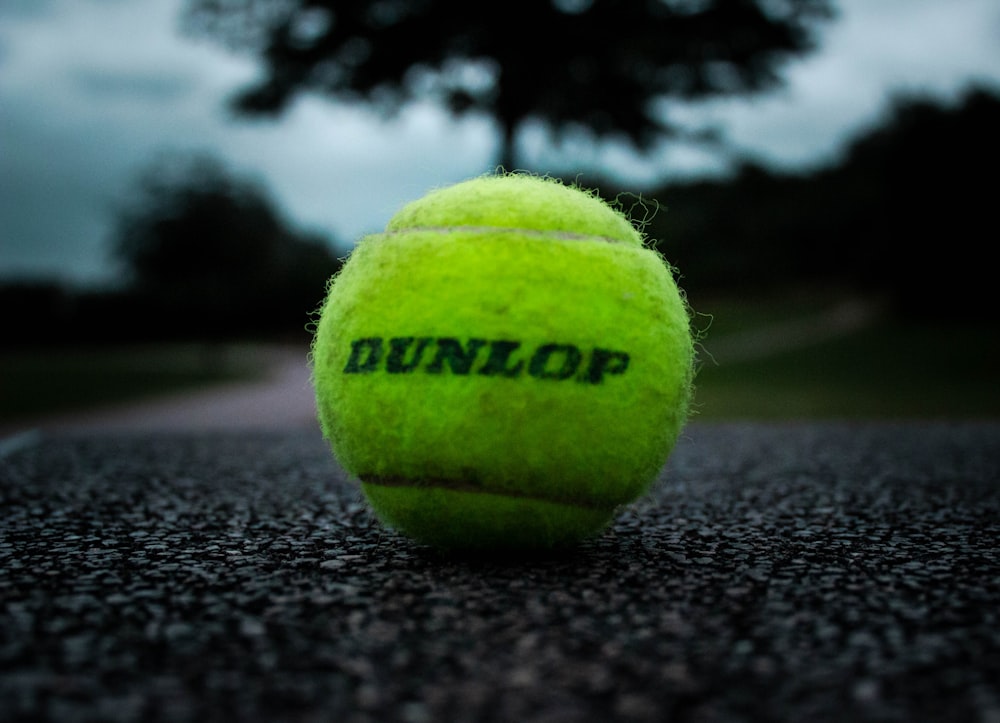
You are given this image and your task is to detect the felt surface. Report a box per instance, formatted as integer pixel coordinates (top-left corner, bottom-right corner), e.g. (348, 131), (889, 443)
(385, 174), (644, 246)
(311, 175), (693, 548)
(361, 482), (616, 550)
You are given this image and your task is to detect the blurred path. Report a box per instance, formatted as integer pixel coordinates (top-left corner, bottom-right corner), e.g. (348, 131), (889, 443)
(35, 345), (316, 435)
(3, 299), (882, 439)
(700, 298), (883, 365)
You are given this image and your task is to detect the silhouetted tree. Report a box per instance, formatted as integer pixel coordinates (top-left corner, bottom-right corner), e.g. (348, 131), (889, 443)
(183, 0), (833, 169)
(0, 281), (77, 347)
(112, 154), (340, 338)
(643, 162), (822, 293)
(640, 85), (1000, 318)
(822, 86), (1000, 316)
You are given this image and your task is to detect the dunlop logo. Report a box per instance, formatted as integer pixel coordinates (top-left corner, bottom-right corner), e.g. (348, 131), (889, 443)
(344, 337), (630, 384)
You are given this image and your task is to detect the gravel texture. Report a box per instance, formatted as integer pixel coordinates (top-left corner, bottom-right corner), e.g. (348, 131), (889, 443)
(1, 422), (999, 722)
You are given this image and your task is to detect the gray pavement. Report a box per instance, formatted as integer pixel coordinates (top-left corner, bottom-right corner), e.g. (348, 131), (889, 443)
(2, 421), (999, 722)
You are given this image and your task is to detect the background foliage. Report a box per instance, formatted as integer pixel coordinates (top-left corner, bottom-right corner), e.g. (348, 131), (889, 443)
(2, 85), (997, 345)
(183, 0), (834, 169)
(642, 86), (999, 319)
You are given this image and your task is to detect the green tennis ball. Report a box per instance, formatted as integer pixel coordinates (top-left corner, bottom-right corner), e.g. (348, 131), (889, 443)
(312, 174), (693, 551)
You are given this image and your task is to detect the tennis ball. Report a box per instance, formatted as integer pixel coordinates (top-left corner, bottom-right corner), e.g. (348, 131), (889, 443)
(312, 174), (693, 551)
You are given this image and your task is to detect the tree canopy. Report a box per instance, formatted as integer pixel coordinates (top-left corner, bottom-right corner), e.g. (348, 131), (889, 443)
(641, 85), (1000, 318)
(112, 154), (340, 337)
(184, 0), (834, 168)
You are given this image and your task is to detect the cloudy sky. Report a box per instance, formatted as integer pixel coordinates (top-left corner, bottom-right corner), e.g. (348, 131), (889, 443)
(2, 0), (999, 286)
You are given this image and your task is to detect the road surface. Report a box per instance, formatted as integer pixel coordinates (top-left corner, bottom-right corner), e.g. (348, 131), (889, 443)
(2, 422), (998, 722)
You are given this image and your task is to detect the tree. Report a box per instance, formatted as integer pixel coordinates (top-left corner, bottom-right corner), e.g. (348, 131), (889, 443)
(639, 85), (1000, 318)
(183, 0), (833, 170)
(820, 86), (1000, 317)
(113, 153), (341, 337)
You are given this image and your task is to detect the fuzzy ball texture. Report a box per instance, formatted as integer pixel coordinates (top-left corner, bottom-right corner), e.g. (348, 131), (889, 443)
(312, 174), (693, 550)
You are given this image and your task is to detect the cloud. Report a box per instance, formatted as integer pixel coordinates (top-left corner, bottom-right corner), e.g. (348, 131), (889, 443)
(0, 0), (60, 21)
(0, 0), (499, 283)
(2, 0), (1000, 284)
(688, 0), (1000, 169)
(71, 67), (195, 102)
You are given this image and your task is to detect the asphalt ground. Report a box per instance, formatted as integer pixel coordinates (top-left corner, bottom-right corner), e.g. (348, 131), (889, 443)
(2, 421), (999, 722)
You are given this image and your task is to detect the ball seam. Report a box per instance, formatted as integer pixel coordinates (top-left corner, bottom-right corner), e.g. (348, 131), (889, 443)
(376, 225), (633, 245)
(361, 474), (616, 511)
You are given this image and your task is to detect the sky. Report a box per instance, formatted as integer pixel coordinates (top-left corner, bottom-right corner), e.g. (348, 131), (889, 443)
(2, 0), (999, 286)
